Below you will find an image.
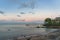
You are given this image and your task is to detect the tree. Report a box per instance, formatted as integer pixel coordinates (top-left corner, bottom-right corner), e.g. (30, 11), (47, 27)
(44, 18), (52, 26)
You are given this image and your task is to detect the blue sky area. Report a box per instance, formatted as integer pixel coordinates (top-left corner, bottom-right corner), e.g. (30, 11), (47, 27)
(0, 0), (60, 23)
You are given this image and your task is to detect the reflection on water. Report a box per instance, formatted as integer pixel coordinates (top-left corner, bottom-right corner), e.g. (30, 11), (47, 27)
(0, 24), (58, 40)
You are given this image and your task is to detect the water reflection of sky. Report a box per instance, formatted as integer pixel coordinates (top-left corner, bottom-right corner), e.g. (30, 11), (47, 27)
(0, 25), (58, 34)
(0, 25), (59, 40)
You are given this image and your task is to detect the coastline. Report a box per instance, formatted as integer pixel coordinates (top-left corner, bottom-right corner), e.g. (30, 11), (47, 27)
(12, 29), (60, 40)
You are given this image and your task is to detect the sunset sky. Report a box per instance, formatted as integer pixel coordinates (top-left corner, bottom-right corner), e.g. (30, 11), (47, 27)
(0, 0), (60, 22)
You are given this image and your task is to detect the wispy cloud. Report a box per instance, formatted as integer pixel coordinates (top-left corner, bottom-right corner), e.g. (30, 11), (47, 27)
(16, 19), (25, 21)
(19, 0), (36, 9)
(20, 12), (25, 14)
(29, 12), (35, 14)
(17, 15), (21, 17)
(9, 0), (36, 9)
(0, 11), (4, 14)
(0, 0), (60, 22)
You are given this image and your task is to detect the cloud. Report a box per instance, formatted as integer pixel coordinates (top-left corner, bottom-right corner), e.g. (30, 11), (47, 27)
(18, 0), (36, 9)
(0, 11), (4, 14)
(15, 19), (25, 21)
(30, 0), (36, 9)
(8, 0), (37, 11)
(21, 19), (25, 21)
(29, 12), (35, 14)
(20, 12), (25, 14)
(17, 15), (21, 17)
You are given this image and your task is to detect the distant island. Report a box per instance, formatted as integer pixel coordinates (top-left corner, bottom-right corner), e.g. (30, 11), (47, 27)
(43, 17), (60, 28)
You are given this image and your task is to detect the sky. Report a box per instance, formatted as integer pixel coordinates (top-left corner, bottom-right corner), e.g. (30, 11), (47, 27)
(0, 0), (60, 23)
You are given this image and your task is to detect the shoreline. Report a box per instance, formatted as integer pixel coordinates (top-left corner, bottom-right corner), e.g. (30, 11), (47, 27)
(12, 29), (60, 40)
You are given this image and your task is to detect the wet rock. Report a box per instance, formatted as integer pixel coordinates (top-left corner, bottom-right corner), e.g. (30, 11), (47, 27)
(13, 30), (60, 40)
(25, 36), (31, 40)
(30, 35), (48, 40)
(56, 36), (60, 40)
(17, 37), (27, 40)
(48, 35), (57, 39)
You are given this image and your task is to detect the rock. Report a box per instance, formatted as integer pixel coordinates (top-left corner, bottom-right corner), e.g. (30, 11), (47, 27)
(47, 30), (60, 40)
(13, 30), (60, 40)
(56, 36), (60, 40)
(17, 37), (27, 40)
(30, 35), (48, 40)
(25, 36), (31, 40)
(48, 35), (57, 39)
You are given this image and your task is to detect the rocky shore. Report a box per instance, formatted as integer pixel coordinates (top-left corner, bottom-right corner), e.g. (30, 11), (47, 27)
(12, 29), (60, 40)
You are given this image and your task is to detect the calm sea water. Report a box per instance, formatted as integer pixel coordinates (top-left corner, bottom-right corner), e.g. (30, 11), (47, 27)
(0, 24), (58, 40)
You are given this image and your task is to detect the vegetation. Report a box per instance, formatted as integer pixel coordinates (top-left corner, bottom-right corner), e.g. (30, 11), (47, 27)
(44, 17), (60, 28)
(44, 18), (52, 27)
(44, 18), (52, 26)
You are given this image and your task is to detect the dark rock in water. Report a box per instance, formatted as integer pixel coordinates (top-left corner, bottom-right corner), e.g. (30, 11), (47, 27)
(25, 36), (31, 40)
(36, 26), (40, 28)
(56, 36), (60, 40)
(8, 29), (11, 31)
(26, 37), (31, 40)
(25, 24), (30, 26)
(48, 35), (57, 39)
(7, 39), (13, 40)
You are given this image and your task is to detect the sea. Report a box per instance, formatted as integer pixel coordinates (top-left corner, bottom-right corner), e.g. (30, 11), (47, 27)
(0, 24), (58, 40)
